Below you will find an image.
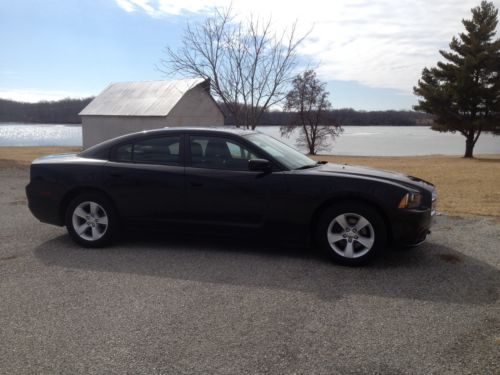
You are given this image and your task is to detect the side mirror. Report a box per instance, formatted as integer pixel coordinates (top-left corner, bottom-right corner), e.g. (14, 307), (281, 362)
(248, 158), (271, 172)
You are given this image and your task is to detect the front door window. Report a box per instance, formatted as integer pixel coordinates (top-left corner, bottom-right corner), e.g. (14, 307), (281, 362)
(189, 136), (257, 171)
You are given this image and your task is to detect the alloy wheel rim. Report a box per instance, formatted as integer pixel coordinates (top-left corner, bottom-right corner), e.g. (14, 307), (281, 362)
(326, 213), (375, 258)
(72, 201), (108, 241)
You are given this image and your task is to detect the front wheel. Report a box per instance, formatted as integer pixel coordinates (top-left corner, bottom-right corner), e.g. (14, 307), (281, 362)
(65, 193), (117, 247)
(316, 202), (387, 266)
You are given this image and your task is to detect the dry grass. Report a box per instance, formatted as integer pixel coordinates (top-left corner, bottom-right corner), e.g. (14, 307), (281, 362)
(1, 146), (499, 217)
(0, 146), (81, 165)
(311, 154), (500, 218)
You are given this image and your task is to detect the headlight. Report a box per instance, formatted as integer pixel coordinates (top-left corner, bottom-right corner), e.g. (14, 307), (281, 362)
(398, 192), (422, 209)
(431, 190), (437, 215)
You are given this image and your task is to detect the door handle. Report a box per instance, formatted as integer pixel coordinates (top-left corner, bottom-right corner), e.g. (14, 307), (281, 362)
(110, 173), (123, 178)
(190, 181), (203, 187)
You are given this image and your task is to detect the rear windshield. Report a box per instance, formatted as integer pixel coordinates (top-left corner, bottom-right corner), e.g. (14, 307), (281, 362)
(78, 144), (110, 160)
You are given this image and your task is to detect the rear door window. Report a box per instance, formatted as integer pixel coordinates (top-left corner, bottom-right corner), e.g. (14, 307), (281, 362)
(114, 144), (132, 162)
(133, 136), (181, 165)
(112, 136), (181, 165)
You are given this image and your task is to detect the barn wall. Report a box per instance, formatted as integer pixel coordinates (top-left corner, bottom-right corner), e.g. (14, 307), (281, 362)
(165, 86), (224, 126)
(81, 85), (224, 149)
(81, 116), (166, 149)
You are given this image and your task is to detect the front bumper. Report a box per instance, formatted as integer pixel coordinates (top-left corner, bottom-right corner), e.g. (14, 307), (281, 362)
(391, 207), (434, 246)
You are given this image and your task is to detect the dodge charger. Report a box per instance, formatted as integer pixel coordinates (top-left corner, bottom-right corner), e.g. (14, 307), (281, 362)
(26, 127), (437, 265)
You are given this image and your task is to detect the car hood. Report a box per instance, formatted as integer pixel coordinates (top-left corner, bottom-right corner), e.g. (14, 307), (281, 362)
(309, 162), (434, 192)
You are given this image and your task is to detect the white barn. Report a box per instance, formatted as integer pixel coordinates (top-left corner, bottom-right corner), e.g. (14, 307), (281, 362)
(79, 78), (224, 149)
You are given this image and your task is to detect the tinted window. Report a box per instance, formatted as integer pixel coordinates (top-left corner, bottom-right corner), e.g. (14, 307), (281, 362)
(133, 136), (181, 165)
(112, 137), (181, 165)
(84, 147), (110, 160)
(189, 136), (257, 171)
(114, 144), (132, 162)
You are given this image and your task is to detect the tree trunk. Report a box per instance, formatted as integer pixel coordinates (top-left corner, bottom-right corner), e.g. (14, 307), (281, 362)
(308, 133), (316, 155)
(308, 139), (316, 155)
(464, 135), (474, 158)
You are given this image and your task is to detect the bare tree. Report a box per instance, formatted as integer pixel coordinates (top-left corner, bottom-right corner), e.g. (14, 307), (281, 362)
(159, 6), (308, 129)
(281, 70), (342, 155)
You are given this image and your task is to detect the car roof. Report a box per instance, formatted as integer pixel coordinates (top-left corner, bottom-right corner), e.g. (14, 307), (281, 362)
(115, 126), (259, 141)
(165, 126), (256, 135)
(145, 126), (258, 136)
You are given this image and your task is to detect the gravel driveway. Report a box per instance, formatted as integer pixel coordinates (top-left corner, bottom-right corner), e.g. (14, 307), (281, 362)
(1, 165), (499, 374)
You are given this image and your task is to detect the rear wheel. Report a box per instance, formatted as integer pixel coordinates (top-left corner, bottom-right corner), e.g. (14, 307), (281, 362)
(65, 193), (117, 247)
(316, 202), (387, 266)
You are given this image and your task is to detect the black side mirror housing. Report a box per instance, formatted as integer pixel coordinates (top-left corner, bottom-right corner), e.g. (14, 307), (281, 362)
(248, 158), (271, 172)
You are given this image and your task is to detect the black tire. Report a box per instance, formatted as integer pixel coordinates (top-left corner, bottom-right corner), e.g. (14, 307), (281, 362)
(65, 192), (118, 248)
(315, 201), (387, 266)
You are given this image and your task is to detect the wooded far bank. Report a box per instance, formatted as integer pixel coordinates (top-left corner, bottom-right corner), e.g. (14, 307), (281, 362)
(0, 97), (433, 126)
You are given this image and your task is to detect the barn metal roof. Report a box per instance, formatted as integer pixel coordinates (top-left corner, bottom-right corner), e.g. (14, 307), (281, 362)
(79, 78), (208, 117)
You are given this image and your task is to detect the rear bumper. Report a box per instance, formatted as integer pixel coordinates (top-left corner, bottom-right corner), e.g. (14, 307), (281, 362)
(391, 208), (434, 246)
(26, 183), (64, 226)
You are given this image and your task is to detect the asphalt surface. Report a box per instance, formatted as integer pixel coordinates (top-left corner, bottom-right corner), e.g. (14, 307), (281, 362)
(1, 165), (499, 375)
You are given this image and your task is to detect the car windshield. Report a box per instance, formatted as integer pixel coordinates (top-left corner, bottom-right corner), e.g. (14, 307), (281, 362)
(244, 132), (317, 170)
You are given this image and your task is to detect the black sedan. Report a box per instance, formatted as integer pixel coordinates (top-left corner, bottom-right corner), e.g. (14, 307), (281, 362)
(26, 127), (437, 265)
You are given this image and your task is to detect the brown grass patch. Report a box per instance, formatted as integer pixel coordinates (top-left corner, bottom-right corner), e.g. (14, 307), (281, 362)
(0, 146), (81, 165)
(311, 154), (500, 218)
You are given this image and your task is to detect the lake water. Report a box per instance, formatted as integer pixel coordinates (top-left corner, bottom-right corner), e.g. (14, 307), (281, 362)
(0, 122), (499, 156)
(0, 123), (82, 147)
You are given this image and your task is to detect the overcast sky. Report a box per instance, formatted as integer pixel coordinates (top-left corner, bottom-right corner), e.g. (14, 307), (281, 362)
(0, 0), (497, 110)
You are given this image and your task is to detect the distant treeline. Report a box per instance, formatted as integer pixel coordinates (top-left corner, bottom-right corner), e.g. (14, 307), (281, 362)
(229, 108), (433, 126)
(0, 97), (433, 126)
(0, 97), (93, 124)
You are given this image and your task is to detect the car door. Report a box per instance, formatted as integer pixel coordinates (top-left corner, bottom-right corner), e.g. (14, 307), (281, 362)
(185, 134), (280, 227)
(104, 134), (186, 223)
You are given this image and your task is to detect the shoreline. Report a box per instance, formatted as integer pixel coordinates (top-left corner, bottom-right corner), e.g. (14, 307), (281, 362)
(1, 146), (499, 218)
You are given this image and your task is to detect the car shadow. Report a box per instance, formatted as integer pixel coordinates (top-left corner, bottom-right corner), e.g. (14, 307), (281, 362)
(34, 231), (499, 306)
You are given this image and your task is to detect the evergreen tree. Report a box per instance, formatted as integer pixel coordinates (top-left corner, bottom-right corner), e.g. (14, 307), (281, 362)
(414, 1), (500, 158)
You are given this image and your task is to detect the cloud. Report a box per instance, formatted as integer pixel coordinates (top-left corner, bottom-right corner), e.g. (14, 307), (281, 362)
(115, 0), (135, 13)
(115, 0), (217, 16)
(114, 0), (495, 92)
(0, 89), (94, 103)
